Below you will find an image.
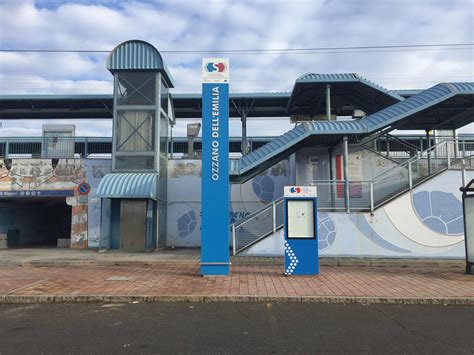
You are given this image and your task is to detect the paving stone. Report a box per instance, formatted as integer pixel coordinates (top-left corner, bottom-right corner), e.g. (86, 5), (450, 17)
(0, 264), (472, 304)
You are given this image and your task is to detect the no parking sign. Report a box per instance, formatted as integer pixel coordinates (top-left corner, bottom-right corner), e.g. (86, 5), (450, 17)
(78, 182), (91, 195)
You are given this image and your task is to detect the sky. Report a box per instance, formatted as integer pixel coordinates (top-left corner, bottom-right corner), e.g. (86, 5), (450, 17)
(0, 0), (473, 137)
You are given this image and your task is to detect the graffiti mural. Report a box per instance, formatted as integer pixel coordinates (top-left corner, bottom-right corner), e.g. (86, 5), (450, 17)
(85, 160), (112, 248)
(177, 210), (197, 238)
(166, 159), (295, 247)
(412, 191), (464, 235)
(317, 213), (336, 251)
(252, 176), (275, 203)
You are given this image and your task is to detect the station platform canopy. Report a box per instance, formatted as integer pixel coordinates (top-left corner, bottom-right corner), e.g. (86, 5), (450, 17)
(0, 92), (291, 120)
(0, 75), (472, 131)
(287, 73), (404, 117)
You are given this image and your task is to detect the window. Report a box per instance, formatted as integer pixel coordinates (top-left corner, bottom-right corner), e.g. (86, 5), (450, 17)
(116, 110), (155, 152)
(116, 72), (156, 106)
(115, 156), (155, 171)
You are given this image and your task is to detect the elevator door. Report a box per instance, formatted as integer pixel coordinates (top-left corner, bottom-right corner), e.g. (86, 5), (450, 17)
(120, 200), (146, 251)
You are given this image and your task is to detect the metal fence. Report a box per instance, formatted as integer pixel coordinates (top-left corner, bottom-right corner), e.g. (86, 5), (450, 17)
(366, 134), (474, 161)
(169, 136), (275, 157)
(0, 137), (112, 159)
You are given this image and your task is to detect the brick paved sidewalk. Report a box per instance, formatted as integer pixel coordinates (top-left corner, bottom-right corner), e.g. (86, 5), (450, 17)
(0, 264), (473, 304)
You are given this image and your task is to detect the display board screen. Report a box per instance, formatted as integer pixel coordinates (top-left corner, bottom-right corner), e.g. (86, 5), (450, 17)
(287, 199), (315, 239)
(464, 196), (474, 263)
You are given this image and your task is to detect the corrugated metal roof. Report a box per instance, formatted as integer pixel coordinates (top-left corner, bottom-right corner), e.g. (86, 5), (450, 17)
(295, 73), (404, 101)
(296, 73), (359, 82)
(96, 173), (158, 200)
(106, 40), (174, 87)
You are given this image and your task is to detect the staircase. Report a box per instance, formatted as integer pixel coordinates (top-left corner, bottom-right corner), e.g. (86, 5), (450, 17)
(230, 138), (474, 255)
(229, 83), (474, 184)
(361, 133), (420, 162)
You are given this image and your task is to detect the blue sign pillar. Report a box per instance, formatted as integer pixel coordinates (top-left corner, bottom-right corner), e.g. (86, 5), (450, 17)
(284, 186), (319, 275)
(201, 58), (230, 276)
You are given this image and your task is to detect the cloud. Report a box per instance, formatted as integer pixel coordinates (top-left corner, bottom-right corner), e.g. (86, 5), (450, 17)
(0, 0), (473, 136)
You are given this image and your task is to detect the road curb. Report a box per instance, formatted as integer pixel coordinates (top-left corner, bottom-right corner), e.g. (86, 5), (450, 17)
(13, 258), (465, 269)
(1, 294), (473, 305)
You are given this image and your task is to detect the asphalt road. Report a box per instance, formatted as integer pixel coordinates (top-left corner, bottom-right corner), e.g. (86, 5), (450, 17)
(0, 302), (473, 354)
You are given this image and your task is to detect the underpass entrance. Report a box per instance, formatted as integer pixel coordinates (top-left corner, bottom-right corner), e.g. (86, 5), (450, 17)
(0, 197), (72, 248)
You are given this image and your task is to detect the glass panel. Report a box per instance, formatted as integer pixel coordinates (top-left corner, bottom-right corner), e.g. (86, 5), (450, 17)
(117, 72), (156, 106)
(160, 80), (169, 114)
(115, 156), (155, 170)
(116, 110), (155, 152)
(167, 96), (175, 122)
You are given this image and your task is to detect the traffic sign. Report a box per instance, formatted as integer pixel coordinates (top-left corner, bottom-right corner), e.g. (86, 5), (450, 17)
(78, 182), (91, 195)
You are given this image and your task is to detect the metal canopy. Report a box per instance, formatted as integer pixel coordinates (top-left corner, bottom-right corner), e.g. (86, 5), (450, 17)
(287, 73), (404, 116)
(0, 92), (291, 119)
(173, 92), (290, 118)
(0, 95), (114, 119)
(96, 173), (158, 200)
(0, 79), (472, 128)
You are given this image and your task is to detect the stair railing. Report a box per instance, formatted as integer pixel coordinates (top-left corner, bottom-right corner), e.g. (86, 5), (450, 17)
(230, 138), (474, 255)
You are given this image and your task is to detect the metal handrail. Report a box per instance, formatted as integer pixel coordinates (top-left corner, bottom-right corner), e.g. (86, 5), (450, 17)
(233, 196), (284, 228)
(231, 197), (284, 255)
(371, 138), (470, 182)
(386, 133), (420, 151)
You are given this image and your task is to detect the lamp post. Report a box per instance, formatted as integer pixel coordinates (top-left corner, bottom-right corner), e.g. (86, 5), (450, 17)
(187, 123), (201, 159)
(460, 179), (474, 275)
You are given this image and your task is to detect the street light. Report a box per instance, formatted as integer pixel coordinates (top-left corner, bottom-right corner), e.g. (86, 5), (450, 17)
(187, 123), (201, 159)
(460, 179), (474, 275)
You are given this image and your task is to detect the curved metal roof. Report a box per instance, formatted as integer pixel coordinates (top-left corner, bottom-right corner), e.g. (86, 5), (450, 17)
(96, 173), (158, 200)
(107, 40), (174, 87)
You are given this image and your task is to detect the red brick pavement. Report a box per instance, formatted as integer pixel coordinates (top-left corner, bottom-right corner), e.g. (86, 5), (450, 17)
(0, 264), (472, 300)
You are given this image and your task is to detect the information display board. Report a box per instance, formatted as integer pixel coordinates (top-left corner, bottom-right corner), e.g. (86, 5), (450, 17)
(287, 200), (315, 239)
(283, 186), (318, 276)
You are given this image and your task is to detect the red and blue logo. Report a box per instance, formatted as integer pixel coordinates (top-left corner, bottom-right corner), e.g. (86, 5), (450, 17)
(205, 62), (227, 73)
(290, 187), (302, 193)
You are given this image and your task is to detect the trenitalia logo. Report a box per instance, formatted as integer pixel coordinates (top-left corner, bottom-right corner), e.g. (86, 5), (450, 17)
(290, 187), (302, 193)
(205, 62), (227, 73)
